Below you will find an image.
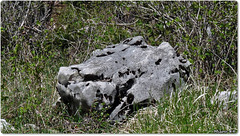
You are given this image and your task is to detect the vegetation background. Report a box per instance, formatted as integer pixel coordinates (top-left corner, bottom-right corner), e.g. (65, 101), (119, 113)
(1, 1), (237, 133)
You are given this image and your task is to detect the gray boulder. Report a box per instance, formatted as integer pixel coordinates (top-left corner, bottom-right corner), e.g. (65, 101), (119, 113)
(56, 36), (191, 121)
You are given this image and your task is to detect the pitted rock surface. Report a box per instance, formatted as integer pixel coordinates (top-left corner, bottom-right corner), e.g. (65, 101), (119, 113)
(56, 36), (191, 121)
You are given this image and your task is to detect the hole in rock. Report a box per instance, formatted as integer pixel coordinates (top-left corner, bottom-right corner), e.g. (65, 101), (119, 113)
(100, 74), (104, 80)
(109, 96), (112, 102)
(155, 59), (162, 65)
(106, 93), (121, 114)
(122, 57), (125, 60)
(104, 94), (108, 99)
(65, 82), (70, 88)
(112, 46), (115, 48)
(119, 88), (127, 98)
(115, 61), (118, 63)
(140, 45), (147, 48)
(86, 83), (89, 86)
(132, 71), (136, 75)
(122, 48), (128, 51)
(125, 79), (134, 90)
(84, 74), (101, 81)
(107, 51), (114, 55)
(171, 68), (179, 74)
(176, 53), (180, 57)
(123, 38), (132, 44)
(118, 72), (124, 77)
(100, 94), (103, 99)
(97, 89), (100, 93)
(96, 54), (107, 57)
(118, 79), (135, 98)
(131, 40), (142, 46)
(139, 72), (146, 77)
(138, 69), (141, 73)
(127, 93), (134, 104)
(96, 90), (102, 98)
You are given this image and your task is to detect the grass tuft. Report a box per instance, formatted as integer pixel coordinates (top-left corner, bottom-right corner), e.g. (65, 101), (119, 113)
(119, 83), (237, 133)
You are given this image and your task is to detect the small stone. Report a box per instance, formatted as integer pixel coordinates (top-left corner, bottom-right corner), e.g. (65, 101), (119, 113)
(211, 90), (237, 110)
(1, 119), (15, 131)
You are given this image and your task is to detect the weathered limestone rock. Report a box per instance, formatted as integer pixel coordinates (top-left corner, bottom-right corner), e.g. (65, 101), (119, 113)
(1, 119), (15, 131)
(56, 36), (191, 121)
(211, 90), (237, 110)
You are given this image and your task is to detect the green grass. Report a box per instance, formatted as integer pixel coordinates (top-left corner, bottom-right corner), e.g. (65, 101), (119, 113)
(120, 83), (237, 133)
